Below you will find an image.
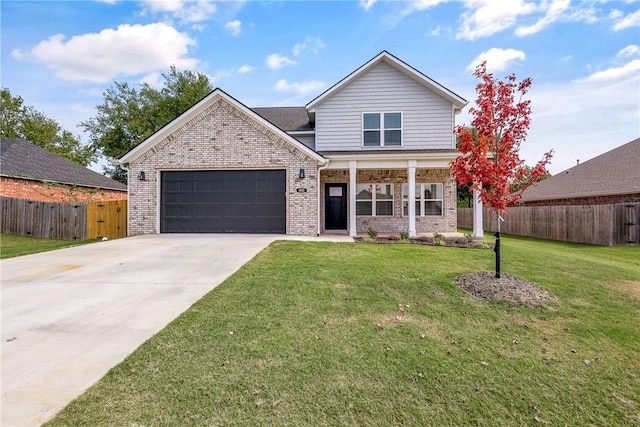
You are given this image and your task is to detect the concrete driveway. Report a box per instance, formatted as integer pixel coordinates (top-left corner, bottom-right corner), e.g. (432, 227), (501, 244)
(1, 233), (351, 426)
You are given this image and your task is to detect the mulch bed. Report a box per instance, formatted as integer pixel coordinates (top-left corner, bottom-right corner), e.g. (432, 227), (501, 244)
(454, 271), (560, 308)
(353, 235), (490, 249)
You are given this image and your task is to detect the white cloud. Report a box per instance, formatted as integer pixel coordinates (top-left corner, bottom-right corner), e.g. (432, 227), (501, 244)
(70, 103), (93, 113)
(429, 25), (442, 36)
(266, 53), (296, 70)
(612, 9), (640, 31)
(225, 20), (242, 36)
(618, 44), (640, 57)
(292, 36), (326, 56)
(139, 71), (163, 88)
(457, 0), (537, 40)
(12, 23), (198, 83)
(208, 70), (231, 83)
(360, 0), (377, 11)
(467, 48), (526, 73)
(515, 0), (570, 36)
(275, 79), (325, 95)
(141, 0), (216, 23)
(580, 59), (640, 82)
(238, 64), (254, 74)
(608, 9), (623, 20)
(524, 58), (640, 174)
(384, 0), (449, 30)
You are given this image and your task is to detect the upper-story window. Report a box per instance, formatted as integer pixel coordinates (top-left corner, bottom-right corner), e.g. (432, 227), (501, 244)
(363, 112), (402, 147)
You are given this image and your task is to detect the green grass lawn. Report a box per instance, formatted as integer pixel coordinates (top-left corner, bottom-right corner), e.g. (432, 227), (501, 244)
(46, 236), (640, 426)
(0, 233), (98, 259)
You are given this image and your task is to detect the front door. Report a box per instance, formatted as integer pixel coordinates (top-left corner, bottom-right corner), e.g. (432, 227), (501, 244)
(325, 183), (347, 230)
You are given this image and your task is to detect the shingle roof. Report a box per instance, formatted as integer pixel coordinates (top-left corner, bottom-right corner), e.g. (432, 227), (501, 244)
(520, 138), (640, 202)
(252, 107), (313, 132)
(1, 138), (127, 191)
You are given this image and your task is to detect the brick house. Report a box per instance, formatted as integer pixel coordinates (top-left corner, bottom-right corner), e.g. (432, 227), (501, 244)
(120, 51), (468, 236)
(1, 138), (127, 203)
(520, 137), (640, 206)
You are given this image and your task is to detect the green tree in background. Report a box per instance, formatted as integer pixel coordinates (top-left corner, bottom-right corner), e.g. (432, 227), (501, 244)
(1, 88), (96, 166)
(81, 67), (213, 183)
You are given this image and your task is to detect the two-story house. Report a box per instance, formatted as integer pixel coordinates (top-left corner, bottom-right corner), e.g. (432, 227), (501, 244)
(120, 51), (468, 237)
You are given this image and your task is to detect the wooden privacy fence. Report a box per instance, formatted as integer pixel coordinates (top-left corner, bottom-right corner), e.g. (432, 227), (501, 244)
(458, 203), (640, 246)
(1, 196), (127, 240)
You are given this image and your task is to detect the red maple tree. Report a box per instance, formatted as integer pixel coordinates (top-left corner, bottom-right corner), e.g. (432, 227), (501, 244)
(451, 61), (553, 277)
(452, 62), (553, 213)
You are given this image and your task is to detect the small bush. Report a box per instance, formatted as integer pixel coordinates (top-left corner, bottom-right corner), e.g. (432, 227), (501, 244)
(367, 227), (378, 239)
(433, 233), (445, 246)
(399, 231), (409, 241)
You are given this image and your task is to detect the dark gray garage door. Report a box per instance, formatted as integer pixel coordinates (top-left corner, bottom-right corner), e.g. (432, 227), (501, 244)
(161, 170), (286, 233)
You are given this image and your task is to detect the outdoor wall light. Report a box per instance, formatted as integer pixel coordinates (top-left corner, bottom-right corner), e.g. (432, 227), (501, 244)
(298, 168), (305, 179)
(138, 171), (146, 181)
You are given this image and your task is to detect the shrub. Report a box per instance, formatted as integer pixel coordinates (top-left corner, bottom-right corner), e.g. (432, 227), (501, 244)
(367, 227), (378, 239)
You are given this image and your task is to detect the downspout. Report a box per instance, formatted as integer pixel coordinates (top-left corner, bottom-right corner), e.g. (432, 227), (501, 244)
(317, 159), (330, 236)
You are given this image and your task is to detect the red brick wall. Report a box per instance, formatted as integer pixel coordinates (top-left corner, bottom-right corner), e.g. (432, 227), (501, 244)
(522, 193), (640, 206)
(0, 176), (127, 203)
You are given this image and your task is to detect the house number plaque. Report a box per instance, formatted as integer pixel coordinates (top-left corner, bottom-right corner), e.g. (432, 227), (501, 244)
(296, 188), (307, 193)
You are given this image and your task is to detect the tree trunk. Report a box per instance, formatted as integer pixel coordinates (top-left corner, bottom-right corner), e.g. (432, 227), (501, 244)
(494, 213), (501, 278)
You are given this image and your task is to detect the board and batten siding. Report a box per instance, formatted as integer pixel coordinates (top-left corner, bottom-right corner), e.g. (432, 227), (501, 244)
(314, 62), (455, 151)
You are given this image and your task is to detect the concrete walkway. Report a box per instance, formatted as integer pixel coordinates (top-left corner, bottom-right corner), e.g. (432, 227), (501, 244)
(1, 234), (352, 426)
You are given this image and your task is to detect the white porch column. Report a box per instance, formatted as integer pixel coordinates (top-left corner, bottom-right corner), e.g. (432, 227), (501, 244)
(349, 161), (357, 237)
(473, 187), (484, 238)
(408, 160), (417, 237)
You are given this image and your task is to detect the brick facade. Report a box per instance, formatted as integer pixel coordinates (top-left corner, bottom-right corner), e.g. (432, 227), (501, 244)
(127, 98), (320, 236)
(0, 176), (127, 203)
(320, 168), (457, 234)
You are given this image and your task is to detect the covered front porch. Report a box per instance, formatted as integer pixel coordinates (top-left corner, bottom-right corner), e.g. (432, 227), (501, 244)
(318, 154), (464, 237)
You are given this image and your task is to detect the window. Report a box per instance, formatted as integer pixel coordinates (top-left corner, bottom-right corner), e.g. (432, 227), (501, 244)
(356, 184), (393, 216)
(402, 183), (443, 216)
(363, 113), (402, 147)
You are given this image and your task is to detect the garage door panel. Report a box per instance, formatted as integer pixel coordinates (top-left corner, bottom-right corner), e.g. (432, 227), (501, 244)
(161, 170), (286, 233)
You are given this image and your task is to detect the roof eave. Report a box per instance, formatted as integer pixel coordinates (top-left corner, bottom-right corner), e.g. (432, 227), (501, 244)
(306, 51), (468, 111)
(323, 151), (462, 162)
(119, 89), (327, 165)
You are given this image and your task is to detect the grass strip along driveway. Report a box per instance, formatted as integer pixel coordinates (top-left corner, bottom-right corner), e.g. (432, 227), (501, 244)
(0, 233), (97, 259)
(46, 236), (640, 426)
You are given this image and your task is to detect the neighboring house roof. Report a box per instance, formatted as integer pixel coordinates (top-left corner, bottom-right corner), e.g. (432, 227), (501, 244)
(521, 137), (640, 202)
(306, 50), (468, 114)
(0, 138), (127, 191)
(252, 107), (313, 132)
(119, 88), (326, 164)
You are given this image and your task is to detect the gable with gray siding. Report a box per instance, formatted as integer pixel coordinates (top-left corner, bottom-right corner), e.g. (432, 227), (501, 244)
(314, 62), (455, 152)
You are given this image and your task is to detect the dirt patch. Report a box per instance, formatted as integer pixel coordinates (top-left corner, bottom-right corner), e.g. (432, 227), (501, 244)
(454, 272), (560, 309)
(609, 281), (640, 300)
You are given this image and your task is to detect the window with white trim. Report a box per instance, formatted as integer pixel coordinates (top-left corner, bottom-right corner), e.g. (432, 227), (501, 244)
(356, 184), (394, 216)
(363, 113), (402, 147)
(402, 183), (443, 216)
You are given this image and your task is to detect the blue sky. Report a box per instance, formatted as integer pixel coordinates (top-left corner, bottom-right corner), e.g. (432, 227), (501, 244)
(2, 0), (639, 174)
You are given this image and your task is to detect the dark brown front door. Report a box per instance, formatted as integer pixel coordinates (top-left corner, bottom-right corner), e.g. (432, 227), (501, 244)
(325, 183), (347, 230)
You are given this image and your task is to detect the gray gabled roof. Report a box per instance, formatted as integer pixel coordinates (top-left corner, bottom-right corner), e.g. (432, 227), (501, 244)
(0, 138), (127, 191)
(252, 107), (313, 132)
(520, 137), (640, 202)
